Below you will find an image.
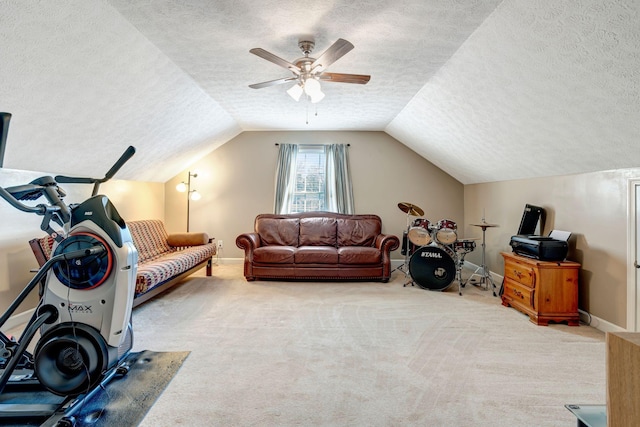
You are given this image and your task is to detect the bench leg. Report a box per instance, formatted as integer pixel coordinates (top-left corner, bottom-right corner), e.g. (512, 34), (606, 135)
(206, 258), (212, 276)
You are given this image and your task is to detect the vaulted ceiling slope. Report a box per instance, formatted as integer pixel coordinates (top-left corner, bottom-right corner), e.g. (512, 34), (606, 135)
(1, 1), (638, 184)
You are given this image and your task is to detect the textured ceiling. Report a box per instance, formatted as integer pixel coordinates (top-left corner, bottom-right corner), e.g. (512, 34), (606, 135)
(1, 0), (638, 184)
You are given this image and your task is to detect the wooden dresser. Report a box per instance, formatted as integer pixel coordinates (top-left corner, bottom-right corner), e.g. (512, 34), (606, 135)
(501, 251), (580, 326)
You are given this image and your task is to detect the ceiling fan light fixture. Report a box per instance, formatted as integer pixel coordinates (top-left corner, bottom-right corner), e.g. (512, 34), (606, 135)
(250, 38), (369, 107)
(287, 83), (303, 101)
(310, 91), (325, 103)
(303, 78), (321, 97)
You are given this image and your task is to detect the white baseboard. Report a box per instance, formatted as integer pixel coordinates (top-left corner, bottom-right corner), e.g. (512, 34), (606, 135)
(213, 257), (244, 265)
(579, 311), (626, 333)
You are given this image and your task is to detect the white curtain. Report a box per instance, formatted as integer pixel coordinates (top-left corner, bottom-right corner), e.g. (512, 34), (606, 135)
(326, 144), (354, 214)
(273, 144), (298, 214)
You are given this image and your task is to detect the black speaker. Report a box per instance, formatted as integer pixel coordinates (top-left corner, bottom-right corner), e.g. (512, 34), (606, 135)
(518, 204), (543, 235)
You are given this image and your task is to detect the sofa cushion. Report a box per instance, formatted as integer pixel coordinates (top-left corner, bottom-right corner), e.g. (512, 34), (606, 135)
(256, 218), (300, 246)
(295, 246), (339, 264)
(128, 220), (173, 263)
(254, 246), (296, 264)
(134, 244), (215, 295)
(337, 218), (380, 247)
(299, 217), (337, 246)
(338, 247), (381, 264)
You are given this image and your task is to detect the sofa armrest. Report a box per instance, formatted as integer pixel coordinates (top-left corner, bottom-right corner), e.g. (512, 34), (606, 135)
(236, 232), (261, 251)
(376, 233), (400, 281)
(167, 232), (209, 247)
(375, 234), (400, 252)
(236, 232), (262, 281)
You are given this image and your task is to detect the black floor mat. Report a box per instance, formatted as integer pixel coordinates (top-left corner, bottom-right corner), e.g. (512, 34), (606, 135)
(0, 350), (189, 426)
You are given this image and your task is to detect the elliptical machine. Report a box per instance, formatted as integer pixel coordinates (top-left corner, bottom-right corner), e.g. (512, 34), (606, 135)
(0, 126), (138, 423)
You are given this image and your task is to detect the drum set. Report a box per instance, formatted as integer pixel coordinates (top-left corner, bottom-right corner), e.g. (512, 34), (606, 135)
(395, 202), (477, 295)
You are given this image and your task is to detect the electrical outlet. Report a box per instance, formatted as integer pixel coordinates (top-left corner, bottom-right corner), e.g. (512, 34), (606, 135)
(217, 240), (223, 249)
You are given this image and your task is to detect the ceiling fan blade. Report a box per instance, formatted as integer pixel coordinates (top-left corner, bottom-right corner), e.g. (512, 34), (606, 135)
(319, 73), (370, 84)
(249, 77), (298, 89)
(250, 48), (301, 75)
(311, 39), (354, 72)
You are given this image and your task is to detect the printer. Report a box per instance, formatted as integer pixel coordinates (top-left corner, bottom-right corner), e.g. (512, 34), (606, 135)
(509, 231), (570, 262)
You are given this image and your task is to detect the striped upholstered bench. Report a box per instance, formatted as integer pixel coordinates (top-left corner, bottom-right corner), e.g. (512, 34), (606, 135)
(29, 219), (217, 307)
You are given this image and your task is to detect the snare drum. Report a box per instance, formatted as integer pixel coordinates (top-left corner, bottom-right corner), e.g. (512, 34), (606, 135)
(407, 218), (432, 246)
(435, 219), (457, 245)
(453, 239), (476, 254)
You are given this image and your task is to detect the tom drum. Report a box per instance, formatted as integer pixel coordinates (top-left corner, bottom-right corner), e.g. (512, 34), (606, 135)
(401, 230), (419, 256)
(407, 218), (432, 246)
(435, 219), (457, 245)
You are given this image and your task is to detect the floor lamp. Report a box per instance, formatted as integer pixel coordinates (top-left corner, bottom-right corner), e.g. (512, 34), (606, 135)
(176, 171), (201, 232)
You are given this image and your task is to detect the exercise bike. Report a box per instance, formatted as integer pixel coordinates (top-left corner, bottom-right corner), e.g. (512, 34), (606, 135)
(0, 142), (138, 425)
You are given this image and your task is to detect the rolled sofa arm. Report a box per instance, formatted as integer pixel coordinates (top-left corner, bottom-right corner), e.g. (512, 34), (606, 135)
(235, 232), (261, 251)
(375, 234), (400, 252)
(236, 232), (262, 281)
(167, 232), (210, 247)
(376, 233), (400, 282)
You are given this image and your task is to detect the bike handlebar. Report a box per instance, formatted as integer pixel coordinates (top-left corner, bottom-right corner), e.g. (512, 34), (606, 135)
(56, 145), (136, 196)
(0, 146), (135, 232)
(0, 186), (53, 215)
(104, 145), (136, 181)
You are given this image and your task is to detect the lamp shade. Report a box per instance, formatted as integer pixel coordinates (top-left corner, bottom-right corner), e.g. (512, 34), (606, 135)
(287, 83), (303, 101)
(310, 91), (325, 103)
(176, 182), (187, 192)
(190, 190), (202, 201)
(303, 78), (321, 97)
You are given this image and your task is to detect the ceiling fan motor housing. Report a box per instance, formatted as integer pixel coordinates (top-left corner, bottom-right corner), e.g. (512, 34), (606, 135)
(298, 40), (315, 55)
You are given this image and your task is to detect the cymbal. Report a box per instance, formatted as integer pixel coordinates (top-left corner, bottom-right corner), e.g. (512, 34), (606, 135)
(471, 222), (499, 228)
(398, 202), (424, 217)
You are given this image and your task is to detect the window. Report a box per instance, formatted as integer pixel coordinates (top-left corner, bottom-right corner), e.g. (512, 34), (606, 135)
(291, 146), (326, 213)
(274, 143), (354, 215)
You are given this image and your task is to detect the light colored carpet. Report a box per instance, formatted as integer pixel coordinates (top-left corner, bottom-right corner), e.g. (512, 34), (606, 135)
(132, 264), (606, 427)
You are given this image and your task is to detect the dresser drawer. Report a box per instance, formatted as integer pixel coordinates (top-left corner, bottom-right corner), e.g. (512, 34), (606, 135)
(501, 252), (580, 326)
(503, 279), (534, 309)
(504, 259), (536, 287)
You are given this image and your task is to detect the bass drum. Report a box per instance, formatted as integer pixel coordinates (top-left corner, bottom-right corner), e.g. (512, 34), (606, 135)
(409, 245), (456, 291)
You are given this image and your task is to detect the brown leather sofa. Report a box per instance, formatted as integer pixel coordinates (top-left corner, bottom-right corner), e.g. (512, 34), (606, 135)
(236, 212), (399, 282)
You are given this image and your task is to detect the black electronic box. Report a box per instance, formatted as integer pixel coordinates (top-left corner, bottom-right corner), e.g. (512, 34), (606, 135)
(509, 235), (568, 261)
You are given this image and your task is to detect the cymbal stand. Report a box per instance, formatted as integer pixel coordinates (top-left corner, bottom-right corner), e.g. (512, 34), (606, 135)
(455, 251), (469, 296)
(392, 215), (410, 274)
(468, 223), (497, 296)
(392, 212), (415, 287)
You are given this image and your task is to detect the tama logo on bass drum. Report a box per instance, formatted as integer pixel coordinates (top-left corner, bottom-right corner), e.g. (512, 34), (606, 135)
(420, 250), (442, 259)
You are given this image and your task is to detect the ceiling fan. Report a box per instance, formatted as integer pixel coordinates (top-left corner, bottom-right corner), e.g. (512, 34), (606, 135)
(249, 38), (370, 103)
